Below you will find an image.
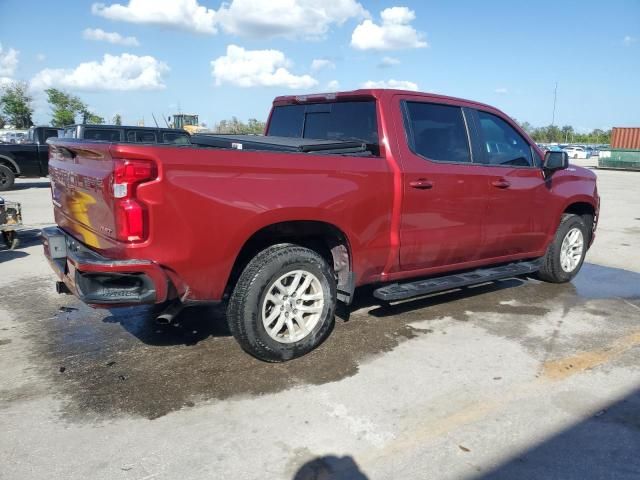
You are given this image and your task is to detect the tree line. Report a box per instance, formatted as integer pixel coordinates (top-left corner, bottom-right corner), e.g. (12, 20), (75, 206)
(516, 121), (610, 145)
(0, 80), (119, 129)
(0, 80), (262, 132)
(213, 117), (265, 134)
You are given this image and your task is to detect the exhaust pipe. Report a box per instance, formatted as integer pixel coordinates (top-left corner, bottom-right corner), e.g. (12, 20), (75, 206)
(155, 301), (184, 325)
(56, 281), (71, 295)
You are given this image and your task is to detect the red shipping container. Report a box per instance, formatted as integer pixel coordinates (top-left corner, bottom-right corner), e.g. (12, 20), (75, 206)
(611, 127), (640, 149)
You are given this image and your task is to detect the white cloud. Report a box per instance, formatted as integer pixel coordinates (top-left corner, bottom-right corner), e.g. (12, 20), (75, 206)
(311, 59), (336, 71)
(623, 35), (637, 46)
(211, 45), (317, 89)
(327, 80), (340, 90)
(0, 43), (19, 77)
(361, 79), (418, 91)
(378, 56), (400, 68)
(0, 77), (13, 88)
(351, 7), (427, 50)
(91, 0), (368, 38)
(92, 0), (217, 34)
(31, 53), (169, 91)
(494, 87), (508, 94)
(83, 28), (140, 46)
(36, 53), (46, 62)
(215, 0), (368, 39)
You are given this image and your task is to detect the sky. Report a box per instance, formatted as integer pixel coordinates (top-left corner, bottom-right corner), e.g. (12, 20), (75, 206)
(0, 0), (639, 131)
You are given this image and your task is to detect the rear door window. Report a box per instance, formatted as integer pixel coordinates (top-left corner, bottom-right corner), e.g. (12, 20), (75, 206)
(402, 102), (472, 163)
(127, 130), (157, 143)
(163, 132), (190, 144)
(476, 111), (534, 167)
(84, 129), (122, 142)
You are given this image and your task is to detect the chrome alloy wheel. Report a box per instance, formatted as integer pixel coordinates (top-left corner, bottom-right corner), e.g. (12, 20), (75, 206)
(560, 227), (584, 273)
(261, 270), (325, 344)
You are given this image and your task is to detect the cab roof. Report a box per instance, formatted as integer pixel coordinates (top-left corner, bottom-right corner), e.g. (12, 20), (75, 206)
(273, 89), (497, 111)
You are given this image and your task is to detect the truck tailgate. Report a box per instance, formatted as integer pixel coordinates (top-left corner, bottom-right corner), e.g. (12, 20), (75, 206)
(48, 141), (118, 250)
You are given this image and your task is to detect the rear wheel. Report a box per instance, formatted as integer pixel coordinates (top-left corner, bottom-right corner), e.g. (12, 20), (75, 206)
(226, 244), (336, 362)
(0, 164), (15, 191)
(538, 214), (588, 283)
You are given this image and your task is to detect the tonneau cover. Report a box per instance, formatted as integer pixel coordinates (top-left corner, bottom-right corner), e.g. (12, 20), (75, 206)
(190, 134), (366, 154)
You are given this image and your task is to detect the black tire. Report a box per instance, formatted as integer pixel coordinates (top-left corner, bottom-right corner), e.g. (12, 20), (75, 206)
(226, 244), (336, 362)
(0, 164), (15, 191)
(538, 214), (588, 283)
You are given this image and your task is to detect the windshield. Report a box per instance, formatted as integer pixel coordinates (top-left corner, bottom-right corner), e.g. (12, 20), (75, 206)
(267, 100), (379, 154)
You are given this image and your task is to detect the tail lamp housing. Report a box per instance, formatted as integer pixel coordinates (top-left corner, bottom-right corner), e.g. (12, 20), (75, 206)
(112, 159), (156, 242)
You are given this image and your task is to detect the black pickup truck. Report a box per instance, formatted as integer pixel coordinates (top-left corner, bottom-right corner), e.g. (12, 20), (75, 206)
(0, 124), (191, 191)
(0, 126), (60, 190)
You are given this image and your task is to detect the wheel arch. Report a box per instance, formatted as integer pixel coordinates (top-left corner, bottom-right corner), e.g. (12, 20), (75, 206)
(224, 220), (355, 304)
(563, 200), (596, 218)
(562, 199), (597, 245)
(0, 155), (20, 175)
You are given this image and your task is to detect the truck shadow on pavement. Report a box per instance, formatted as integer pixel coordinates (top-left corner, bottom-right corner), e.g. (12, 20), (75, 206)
(101, 279), (530, 348)
(102, 304), (230, 346)
(471, 386), (640, 480)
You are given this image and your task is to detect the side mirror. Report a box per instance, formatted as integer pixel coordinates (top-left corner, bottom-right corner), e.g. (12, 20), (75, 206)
(543, 150), (569, 174)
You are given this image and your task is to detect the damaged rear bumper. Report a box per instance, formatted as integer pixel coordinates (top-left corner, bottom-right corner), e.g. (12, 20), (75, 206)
(41, 227), (170, 306)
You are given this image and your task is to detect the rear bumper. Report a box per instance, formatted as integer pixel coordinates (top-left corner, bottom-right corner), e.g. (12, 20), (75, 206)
(41, 227), (171, 306)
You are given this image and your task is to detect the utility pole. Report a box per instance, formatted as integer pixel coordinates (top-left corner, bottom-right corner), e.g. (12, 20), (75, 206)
(551, 82), (558, 126)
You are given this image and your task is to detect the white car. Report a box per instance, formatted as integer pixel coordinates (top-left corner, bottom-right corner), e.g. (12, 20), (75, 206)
(563, 146), (591, 159)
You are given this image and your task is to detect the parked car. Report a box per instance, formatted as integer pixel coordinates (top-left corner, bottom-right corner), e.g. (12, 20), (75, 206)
(586, 146), (599, 157)
(42, 89), (599, 361)
(538, 144), (563, 153)
(0, 131), (28, 144)
(563, 146), (591, 159)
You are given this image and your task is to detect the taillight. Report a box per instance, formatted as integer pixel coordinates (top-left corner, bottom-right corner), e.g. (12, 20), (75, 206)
(112, 158), (156, 242)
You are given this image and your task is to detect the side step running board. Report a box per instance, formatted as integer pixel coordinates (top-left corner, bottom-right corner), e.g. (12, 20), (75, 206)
(373, 260), (540, 302)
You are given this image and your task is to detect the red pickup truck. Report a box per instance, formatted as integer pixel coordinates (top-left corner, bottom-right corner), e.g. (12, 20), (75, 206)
(42, 89), (599, 361)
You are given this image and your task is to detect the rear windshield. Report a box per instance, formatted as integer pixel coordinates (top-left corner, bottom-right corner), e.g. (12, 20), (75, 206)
(267, 100), (379, 154)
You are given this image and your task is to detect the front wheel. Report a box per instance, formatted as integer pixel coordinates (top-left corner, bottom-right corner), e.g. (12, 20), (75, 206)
(537, 214), (588, 283)
(226, 244), (336, 362)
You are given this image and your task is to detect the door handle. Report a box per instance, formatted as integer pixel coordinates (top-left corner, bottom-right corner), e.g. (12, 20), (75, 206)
(491, 179), (511, 189)
(409, 179), (433, 190)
